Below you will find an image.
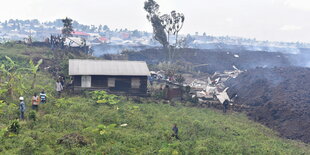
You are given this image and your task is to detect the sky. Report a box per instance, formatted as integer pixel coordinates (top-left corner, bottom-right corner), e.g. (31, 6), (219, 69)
(0, 0), (309, 43)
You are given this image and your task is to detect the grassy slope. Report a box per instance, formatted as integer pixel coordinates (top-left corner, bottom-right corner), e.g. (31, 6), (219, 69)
(0, 44), (309, 154)
(1, 97), (310, 154)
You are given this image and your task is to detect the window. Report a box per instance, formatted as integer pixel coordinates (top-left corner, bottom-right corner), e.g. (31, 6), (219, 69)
(131, 78), (141, 88)
(81, 76), (91, 88)
(108, 78), (115, 87)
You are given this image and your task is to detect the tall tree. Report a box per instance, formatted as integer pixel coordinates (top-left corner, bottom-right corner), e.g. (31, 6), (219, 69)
(161, 11), (185, 60)
(144, 0), (169, 49)
(144, 0), (185, 61)
(62, 17), (74, 38)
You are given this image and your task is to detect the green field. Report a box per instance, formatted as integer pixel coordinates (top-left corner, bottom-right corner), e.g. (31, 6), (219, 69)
(0, 44), (309, 154)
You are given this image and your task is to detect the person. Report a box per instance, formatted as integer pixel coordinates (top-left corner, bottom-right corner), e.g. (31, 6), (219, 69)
(171, 124), (179, 140)
(56, 80), (63, 98)
(40, 89), (47, 104)
(60, 76), (65, 88)
(19, 97), (26, 120)
(32, 93), (39, 111)
(223, 99), (229, 113)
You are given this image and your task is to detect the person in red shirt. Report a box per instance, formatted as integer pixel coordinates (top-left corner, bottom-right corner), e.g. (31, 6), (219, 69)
(32, 93), (39, 111)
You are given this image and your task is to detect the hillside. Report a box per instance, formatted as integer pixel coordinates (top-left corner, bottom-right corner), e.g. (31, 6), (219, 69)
(1, 96), (310, 154)
(0, 44), (310, 154)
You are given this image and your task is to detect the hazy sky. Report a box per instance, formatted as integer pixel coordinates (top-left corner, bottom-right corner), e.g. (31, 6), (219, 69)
(0, 0), (309, 42)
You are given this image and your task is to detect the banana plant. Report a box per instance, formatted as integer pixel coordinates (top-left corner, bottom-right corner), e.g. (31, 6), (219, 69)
(28, 59), (43, 89)
(0, 56), (20, 99)
(0, 56), (29, 99)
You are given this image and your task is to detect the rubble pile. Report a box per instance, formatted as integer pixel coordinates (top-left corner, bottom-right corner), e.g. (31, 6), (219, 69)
(150, 67), (243, 104)
(189, 67), (243, 103)
(226, 67), (310, 143)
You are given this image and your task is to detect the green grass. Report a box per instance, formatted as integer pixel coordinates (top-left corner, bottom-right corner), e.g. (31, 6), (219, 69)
(0, 96), (309, 154)
(0, 43), (51, 60)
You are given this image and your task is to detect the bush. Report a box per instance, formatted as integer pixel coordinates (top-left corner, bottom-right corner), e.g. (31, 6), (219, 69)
(91, 91), (120, 105)
(28, 110), (36, 121)
(57, 133), (89, 148)
(8, 120), (20, 134)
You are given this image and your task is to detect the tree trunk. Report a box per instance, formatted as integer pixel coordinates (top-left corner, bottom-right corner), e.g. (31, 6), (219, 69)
(8, 79), (13, 100)
(167, 32), (171, 62)
(31, 73), (37, 89)
(164, 45), (170, 62)
(172, 33), (179, 61)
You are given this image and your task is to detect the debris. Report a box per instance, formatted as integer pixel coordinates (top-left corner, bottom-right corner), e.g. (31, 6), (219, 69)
(216, 87), (231, 104)
(120, 124), (128, 127)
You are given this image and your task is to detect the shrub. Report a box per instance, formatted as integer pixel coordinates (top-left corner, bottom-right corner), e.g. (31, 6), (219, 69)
(8, 120), (20, 134)
(57, 133), (89, 148)
(0, 127), (8, 139)
(91, 91), (120, 105)
(97, 124), (117, 135)
(28, 110), (36, 121)
(20, 137), (38, 155)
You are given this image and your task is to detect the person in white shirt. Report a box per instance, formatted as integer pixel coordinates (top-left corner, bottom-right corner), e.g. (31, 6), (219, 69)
(56, 80), (63, 98)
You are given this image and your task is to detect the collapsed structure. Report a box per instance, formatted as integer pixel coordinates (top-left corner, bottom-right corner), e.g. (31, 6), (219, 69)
(150, 66), (243, 104)
(192, 66), (243, 104)
(69, 59), (150, 96)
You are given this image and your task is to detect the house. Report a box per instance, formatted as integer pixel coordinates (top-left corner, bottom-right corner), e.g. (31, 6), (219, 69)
(69, 59), (150, 96)
(71, 31), (90, 39)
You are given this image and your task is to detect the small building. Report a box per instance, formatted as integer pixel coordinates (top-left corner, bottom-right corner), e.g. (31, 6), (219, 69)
(69, 59), (150, 96)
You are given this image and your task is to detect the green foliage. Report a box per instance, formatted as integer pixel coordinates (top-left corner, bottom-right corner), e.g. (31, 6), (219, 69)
(28, 110), (36, 121)
(0, 56), (25, 99)
(0, 95), (309, 154)
(8, 120), (20, 134)
(28, 59), (43, 89)
(97, 124), (117, 135)
(0, 56), (44, 99)
(91, 91), (120, 105)
(0, 126), (8, 139)
(0, 100), (5, 114)
(0, 101), (18, 121)
(57, 133), (89, 148)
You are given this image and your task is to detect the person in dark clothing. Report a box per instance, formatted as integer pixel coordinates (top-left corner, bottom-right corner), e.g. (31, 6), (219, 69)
(171, 124), (179, 140)
(223, 99), (229, 113)
(19, 97), (26, 120)
(59, 76), (65, 88)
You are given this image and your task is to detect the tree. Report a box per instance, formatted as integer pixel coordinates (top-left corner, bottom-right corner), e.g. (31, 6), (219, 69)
(178, 34), (194, 48)
(144, 0), (169, 51)
(175, 74), (185, 84)
(29, 59), (43, 89)
(98, 24), (103, 32)
(62, 17), (74, 38)
(132, 30), (141, 38)
(103, 25), (110, 31)
(144, 0), (185, 61)
(161, 11), (185, 60)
